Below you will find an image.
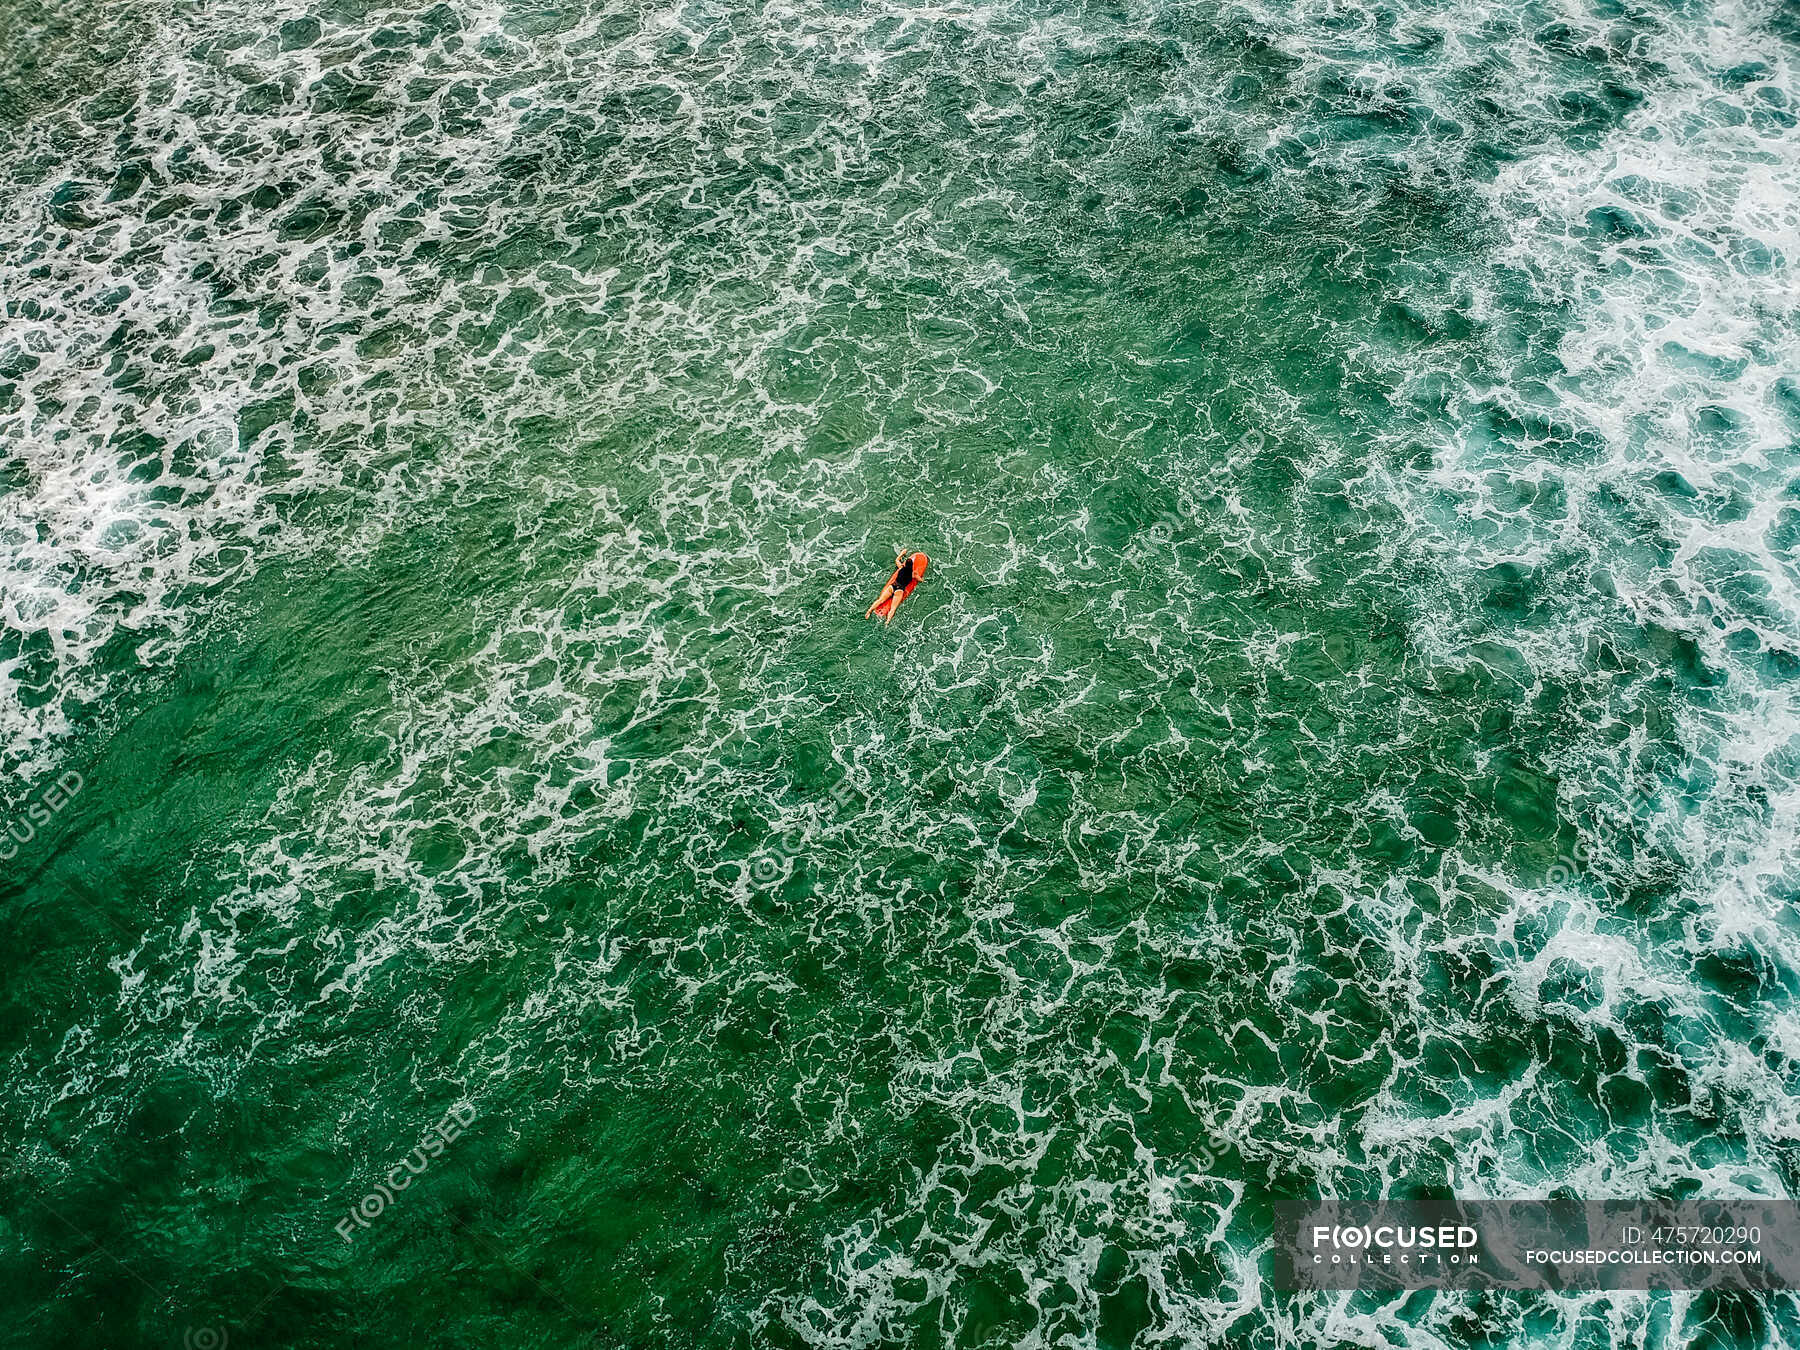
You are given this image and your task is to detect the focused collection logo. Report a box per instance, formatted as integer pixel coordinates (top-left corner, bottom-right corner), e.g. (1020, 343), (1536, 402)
(1305, 1222), (1481, 1267)
(1273, 1198), (1798, 1291)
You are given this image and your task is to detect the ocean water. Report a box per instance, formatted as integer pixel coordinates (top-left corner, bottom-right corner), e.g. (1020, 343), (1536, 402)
(3, 0), (1799, 1344)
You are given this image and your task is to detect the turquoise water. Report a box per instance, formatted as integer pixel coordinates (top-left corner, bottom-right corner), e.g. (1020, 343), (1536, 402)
(3, 0), (1799, 1345)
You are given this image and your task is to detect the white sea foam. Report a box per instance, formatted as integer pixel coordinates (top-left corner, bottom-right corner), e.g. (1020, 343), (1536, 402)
(7, 0), (1800, 1343)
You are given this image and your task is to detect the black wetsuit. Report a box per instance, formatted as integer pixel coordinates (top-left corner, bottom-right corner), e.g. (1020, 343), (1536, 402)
(891, 555), (915, 592)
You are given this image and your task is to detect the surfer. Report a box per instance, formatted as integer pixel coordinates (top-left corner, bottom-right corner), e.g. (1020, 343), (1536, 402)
(865, 549), (929, 624)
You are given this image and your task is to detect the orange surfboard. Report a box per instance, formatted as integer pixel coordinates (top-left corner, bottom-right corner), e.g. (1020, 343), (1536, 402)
(865, 552), (928, 624)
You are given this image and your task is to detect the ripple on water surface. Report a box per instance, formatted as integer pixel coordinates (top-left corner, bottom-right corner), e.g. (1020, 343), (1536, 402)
(2, 0), (1799, 1346)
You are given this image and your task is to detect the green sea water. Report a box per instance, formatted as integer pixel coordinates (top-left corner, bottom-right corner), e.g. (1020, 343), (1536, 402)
(3, 0), (1800, 1345)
